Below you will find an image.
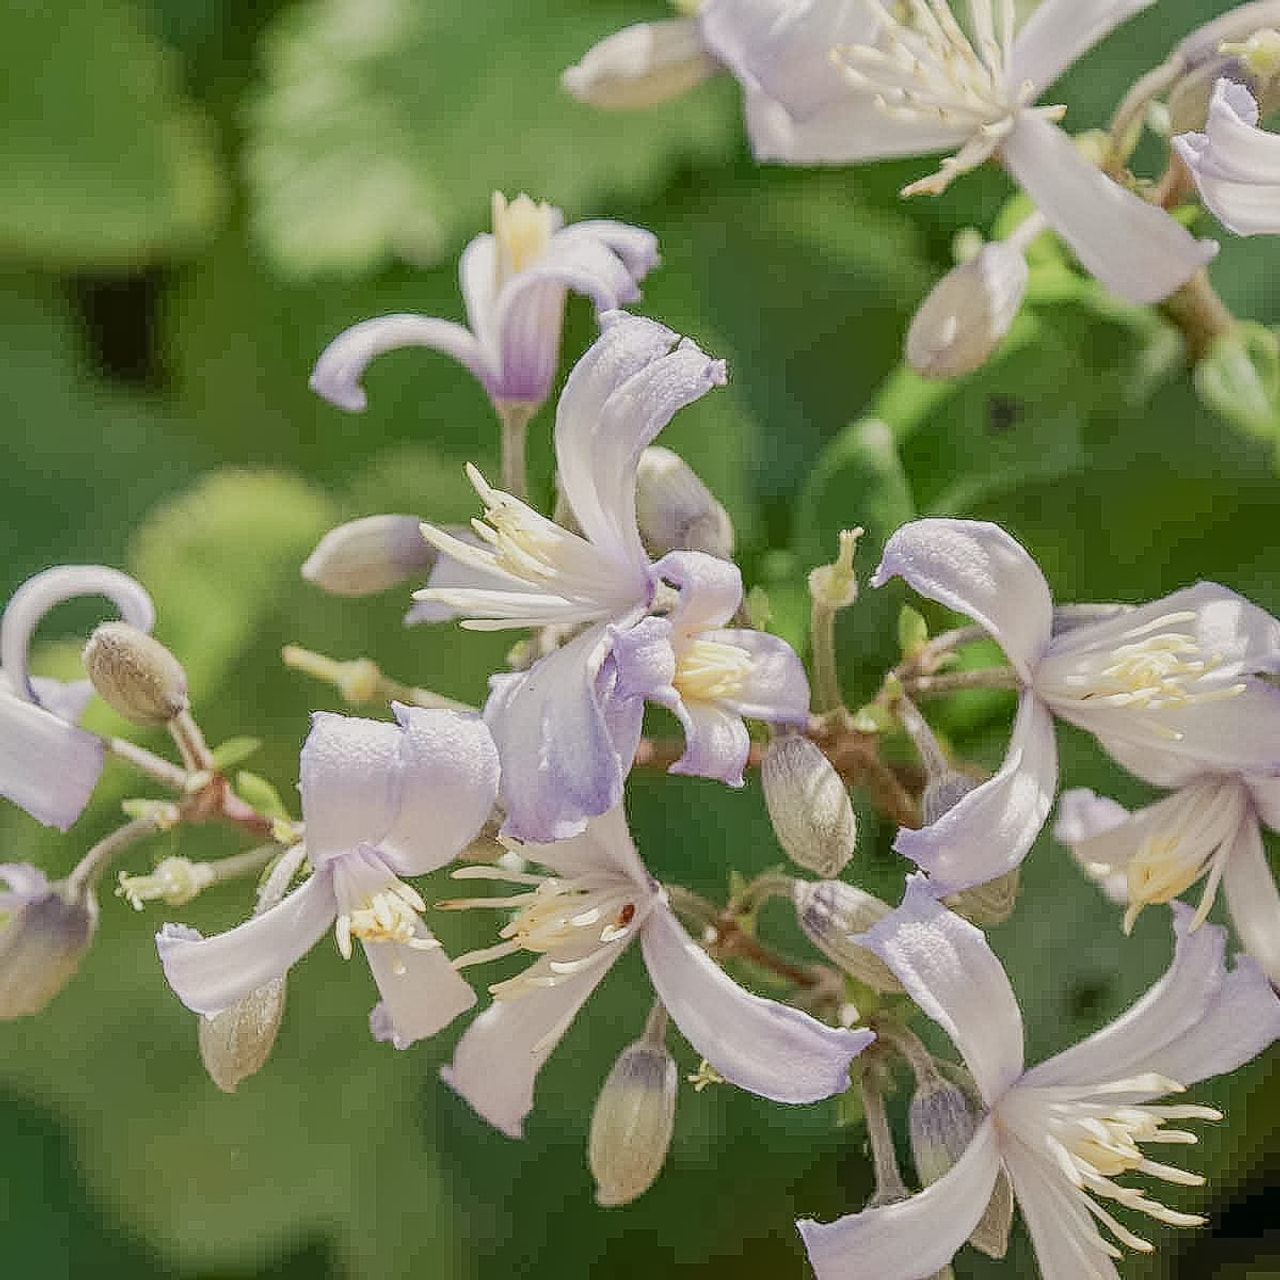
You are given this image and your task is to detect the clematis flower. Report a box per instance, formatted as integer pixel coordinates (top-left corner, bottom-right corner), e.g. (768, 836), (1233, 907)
(0, 565), (156, 831)
(872, 518), (1280, 894)
(1174, 79), (1280, 236)
(413, 312), (808, 841)
(157, 706), (499, 1048)
(1057, 770), (1280, 984)
(310, 192), (659, 417)
(798, 877), (1280, 1280)
(438, 805), (872, 1138)
(698, 0), (1216, 304)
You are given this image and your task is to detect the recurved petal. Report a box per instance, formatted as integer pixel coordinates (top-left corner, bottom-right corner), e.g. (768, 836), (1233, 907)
(668, 697), (752, 787)
(871, 519), (1053, 680)
(362, 926), (476, 1048)
(711, 628), (810, 723)
(641, 901), (871, 1103)
(1222, 815), (1280, 986)
(442, 958), (619, 1138)
(858, 878), (1024, 1104)
(797, 1119), (1003, 1280)
(569, 221), (660, 281)
(0, 695), (103, 831)
(309, 315), (491, 412)
(298, 713), (403, 864)
(894, 693), (1058, 895)
(1009, 0), (1157, 94)
(652, 549), (743, 632)
(377, 705), (499, 876)
(155, 870), (337, 1017)
(1001, 115), (1217, 305)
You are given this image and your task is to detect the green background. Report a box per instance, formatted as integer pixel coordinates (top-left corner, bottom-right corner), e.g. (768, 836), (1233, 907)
(0, 1), (1276, 1276)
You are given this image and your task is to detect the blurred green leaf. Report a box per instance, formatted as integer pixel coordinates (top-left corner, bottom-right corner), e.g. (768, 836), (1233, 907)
(233, 771), (290, 821)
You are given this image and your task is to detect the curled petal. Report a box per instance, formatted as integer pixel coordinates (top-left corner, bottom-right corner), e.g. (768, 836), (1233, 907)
(858, 878), (1024, 1104)
(156, 871), (337, 1017)
(362, 927), (476, 1048)
(1222, 816), (1280, 986)
(309, 315), (491, 413)
(894, 693), (1058, 894)
(669, 697), (752, 787)
(712, 628), (811, 723)
(871, 519), (1053, 680)
(570, 221), (660, 281)
(1001, 115), (1217, 304)
(0, 695), (103, 831)
(1010, 0), (1157, 94)
(797, 1119), (1003, 1280)
(642, 902), (871, 1103)
(652, 549), (742, 632)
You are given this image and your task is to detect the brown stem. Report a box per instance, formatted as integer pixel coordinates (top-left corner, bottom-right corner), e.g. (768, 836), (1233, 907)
(1161, 269), (1238, 363)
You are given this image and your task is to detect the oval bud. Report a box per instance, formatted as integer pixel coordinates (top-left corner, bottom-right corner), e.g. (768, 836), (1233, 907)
(909, 1072), (979, 1186)
(906, 241), (1028, 380)
(762, 736), (857, 878)
(82, 622), (188, 727)
(942, 867), (1021, 928)
(0, 878), (97, 1018)
(198, 976), (287, 1092)
(562, 18), (719, 111)
(792, 879), (901, 993)
(301, 514), (437, 597)
(635, 446), (735, 559)
(588, 1039), (678, 1207)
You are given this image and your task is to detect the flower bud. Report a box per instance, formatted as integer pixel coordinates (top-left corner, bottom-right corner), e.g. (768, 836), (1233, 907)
(906, 241), (1028, 380)
(942, 867), (1020, 928)
(1194, 323), (1280, 442)
(920, 769), (977, 826)
(588, 1038), (678, 1206)
(301, 514), (437, 597)
(0, 869), (97, 1018)
(791, 879), (901, 992)
(909, 1072), (979, 1186)
(562, 19), (719, 110)
(762, 736), (857, 878)
(198, 976), (287, 1092)
(634, 446), (735, 559)
(82, 621), (188, 727)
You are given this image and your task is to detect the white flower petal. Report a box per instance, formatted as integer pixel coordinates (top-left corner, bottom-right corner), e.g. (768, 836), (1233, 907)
(441, 958), (620, 1138)
(0, 695), (103, 831)
(894, 693), (1058, 894)
(1222, 814), (1280, 986)
(1001, 115), (1217, 305)
(155, 871), (337, 1017)
(797, 1118), (1002, 1280)
(858, 878), (1024, 1104)
(712, 628), (811, 723)
(1010, 0), (1157, 94)
(562, 19), (719, 111)
(458, 232), (500, 348)
(309, 315), (491, 412)
(569, 221), (661, 281)
(1249, 773), (1280, 832)
(668, 696), (752, 787)
(1054, 788), (1135, 905)
(641, 901), (871, 1103)
(362, 928), (476, 1048)
(523, 804), (654, 889)
(298, 713), (403, 864)
(652, 549), (742, 632)
(871, 518), (1053, 680)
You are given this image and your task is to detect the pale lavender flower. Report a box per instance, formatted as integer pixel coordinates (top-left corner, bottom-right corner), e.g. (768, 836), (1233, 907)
(798, 877), (1280, 1280)
(439, 805), (872, 1138)
(1058, 770), (1280, 984)
(0, 864), (98, 1017)
(1174, 78), (1280, 236)
(0, 566), (156, 830)
(413, 313), (808, 841)
(310, 192), (659, 416)
(872, 518), (1280, 893)
(157, 706), (499, 1048)
(699, 0), (1216, 304)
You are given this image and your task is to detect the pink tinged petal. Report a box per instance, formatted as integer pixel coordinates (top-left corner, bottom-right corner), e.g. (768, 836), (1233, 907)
(442, 958), (620, 1138)
(308, 315), (491, 413)
(1023, 903), (1228, 1090)
(376, 705), (499, 876)
(871, 519), (1053, 680)
(568, 221), (660, 282)
(1000, 1142), (1121, 1280)
(297, 713), (403, 864)
(609, 616), (678, 705)
(797, 1118), (1003, 1280)
(1222, 815), (1280, 986)
(457, 233), (500, 350)
(491, 277), (565, 404)
(1001, 115), (1217, 305)
(0, 694), (103, 831)
(711, 629), (810, 724)
(155, 870), (337, 1017)
(669, 697), (752, 787)
(652, 549), (743, 632)
(641, 901), (871, 1102)
(894, 693), (1058, 894)
(361, 928), (476, 1048)
(1009, 0), (1157, 94)
(858, 879), (1024, 1104)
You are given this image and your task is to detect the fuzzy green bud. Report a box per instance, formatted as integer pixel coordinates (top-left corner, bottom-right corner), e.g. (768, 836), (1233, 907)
(588, 1039), (678, 1206)
(762, 735), (857, 878)
(791, 879), (901, 993)
(634, 446), (735, 559)
(301, 514), (437, 597)
(82, 621), (188, 727)
(198, 976), (287, 1093)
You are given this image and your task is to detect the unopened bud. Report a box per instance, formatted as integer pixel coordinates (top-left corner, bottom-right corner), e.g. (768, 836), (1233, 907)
(762, 736), (857, 878)
(943, 867), (1020, 927)
(117, 857), (215, 910)
(907, 241), (1028, 379)
(1194, 323), (1280, 442)
(589, 1039), (678, 1206)
(808, 528), (863, 612)
(1222, 28), (1280, 77)
(791, 879), (901, 992)
(920, 769), (978, 826)
(198, 976), (287, 1092)
(301, 514), (436, 597)
(0, 870), (97, 1018)
(909, 1072), (979, 1186)
(562, 18), (719, 110)
(635, 446), (735, 559)
(82, 622), (188, 727)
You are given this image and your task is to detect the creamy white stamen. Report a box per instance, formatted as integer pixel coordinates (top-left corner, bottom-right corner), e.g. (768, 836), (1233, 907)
(673, 637), (753, 702)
